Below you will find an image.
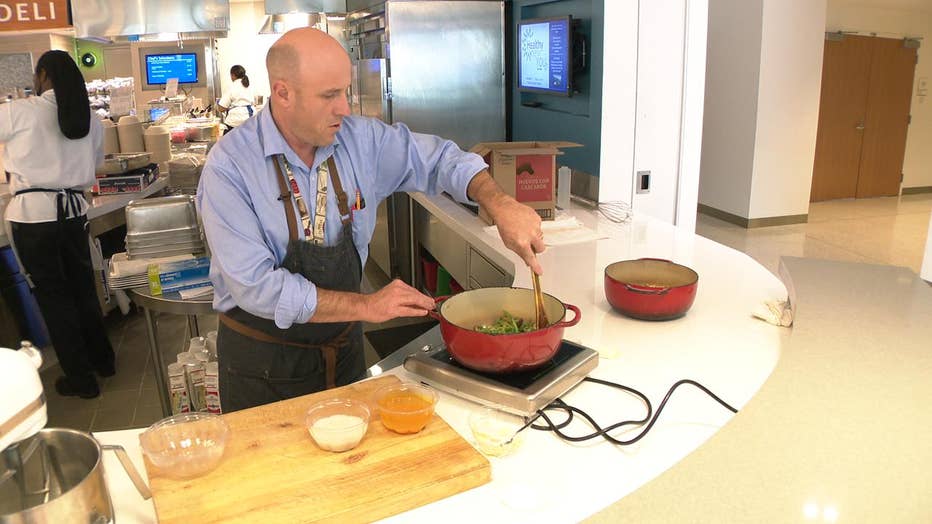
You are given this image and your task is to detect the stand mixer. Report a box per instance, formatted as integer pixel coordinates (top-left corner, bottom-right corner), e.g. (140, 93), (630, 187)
(0, 342), (46, 453)
(0, 342), (151, 523)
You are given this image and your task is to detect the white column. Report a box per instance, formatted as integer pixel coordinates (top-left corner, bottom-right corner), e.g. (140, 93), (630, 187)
(598, 0), (639, 205)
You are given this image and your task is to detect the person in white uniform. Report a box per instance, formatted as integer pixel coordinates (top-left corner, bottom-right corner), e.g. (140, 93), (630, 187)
(1, 50), (115, 399)
(218, 65), (256, 133)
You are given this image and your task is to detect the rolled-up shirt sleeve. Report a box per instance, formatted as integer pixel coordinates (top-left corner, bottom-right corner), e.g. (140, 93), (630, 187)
(367, 121), (488, 204)
(0, 102), (13, 142)
(198, 162), (317, 328)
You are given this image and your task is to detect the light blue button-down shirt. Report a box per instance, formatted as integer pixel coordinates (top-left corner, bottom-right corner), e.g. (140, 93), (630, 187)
(197, 106), (486, 329)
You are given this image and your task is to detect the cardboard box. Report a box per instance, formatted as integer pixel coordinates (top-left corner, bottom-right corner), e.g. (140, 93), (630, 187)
(470, 141), (582, 225)
(92, 163), (160, 194)
(147, 257), (211, 295)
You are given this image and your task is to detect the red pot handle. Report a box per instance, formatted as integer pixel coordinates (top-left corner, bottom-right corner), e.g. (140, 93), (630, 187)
(428, 295), (450, 321)
(555, 303), (581, 328)
(624, 284), (671, 295)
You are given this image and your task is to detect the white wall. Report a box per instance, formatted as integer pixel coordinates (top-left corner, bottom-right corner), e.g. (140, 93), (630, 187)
(631, 0), (687, 225)
(599, 0), (638, 206)
(675, 0), (708, 229)
(749, 0), (825, 218)
(601, 0), (707, 230)
(216, 1), (282, 102)
(698, 0), (825, 221)
(826, 2), (932, 190)
(697, 0), (762, 218)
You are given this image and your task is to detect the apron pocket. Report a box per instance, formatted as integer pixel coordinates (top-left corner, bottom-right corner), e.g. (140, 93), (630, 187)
(219, 328), (327, 410)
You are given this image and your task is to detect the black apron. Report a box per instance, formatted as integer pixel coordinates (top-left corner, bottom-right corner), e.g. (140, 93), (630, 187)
(13, 187), (85, 223)
(216, 155), (365, 412)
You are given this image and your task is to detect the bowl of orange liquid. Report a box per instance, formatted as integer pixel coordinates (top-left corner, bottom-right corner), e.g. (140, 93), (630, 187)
(374, 382), (438, 434)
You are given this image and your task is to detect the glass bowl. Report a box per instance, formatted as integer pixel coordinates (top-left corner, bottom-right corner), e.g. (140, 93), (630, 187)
(139, 412), (229, 479)
(305, 398), (371, 452)
(373, 382), (438, 434)
(468, 407), (526, 457)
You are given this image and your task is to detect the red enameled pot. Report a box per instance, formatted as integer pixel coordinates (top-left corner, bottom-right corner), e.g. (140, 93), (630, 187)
(604, 258), (699, 320)
(429, 287), (581, 374)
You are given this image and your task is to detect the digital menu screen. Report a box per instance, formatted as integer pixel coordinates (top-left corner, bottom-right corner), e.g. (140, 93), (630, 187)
(518, 16), (571, 95)
(145, 53), (198, 85)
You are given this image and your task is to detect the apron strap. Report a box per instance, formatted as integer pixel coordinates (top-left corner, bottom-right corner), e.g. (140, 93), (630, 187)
(327, 156), (352, 223)
(272, 158), (300, 243)
(14, 187), (85, 223)
(219, 313), (355, 389)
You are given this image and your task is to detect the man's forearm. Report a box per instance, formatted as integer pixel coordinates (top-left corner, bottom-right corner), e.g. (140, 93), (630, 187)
(465, 169), (545, 275)
(309, 279), (435, 324)
(466, 170), (511, 221)
(309, 288), (368, 323)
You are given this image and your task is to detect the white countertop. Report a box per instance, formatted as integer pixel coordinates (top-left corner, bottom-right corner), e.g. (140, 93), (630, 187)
(96, 194), (788, 522)
(589, 257), (932, 522)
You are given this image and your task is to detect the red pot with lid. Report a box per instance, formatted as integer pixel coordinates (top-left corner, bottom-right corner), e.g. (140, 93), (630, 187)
(604, 258), (699, 320)
(429, 287), (581, 373)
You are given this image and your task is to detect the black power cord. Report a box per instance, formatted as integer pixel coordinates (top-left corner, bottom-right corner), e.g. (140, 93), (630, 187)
(528, 377), (739, 446)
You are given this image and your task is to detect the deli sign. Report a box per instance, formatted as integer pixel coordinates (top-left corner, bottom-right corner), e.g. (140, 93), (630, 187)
(0, 1), (70, 31)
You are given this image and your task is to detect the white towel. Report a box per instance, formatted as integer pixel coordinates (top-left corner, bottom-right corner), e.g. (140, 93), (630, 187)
(484, 214), (607, 246)
(752, 299), (793, 327)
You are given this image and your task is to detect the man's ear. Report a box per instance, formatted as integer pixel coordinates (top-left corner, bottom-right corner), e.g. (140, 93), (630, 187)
(271, 79), (292, 108)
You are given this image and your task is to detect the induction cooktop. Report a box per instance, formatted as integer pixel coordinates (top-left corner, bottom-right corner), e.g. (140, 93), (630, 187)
(403, 340), (599, 417)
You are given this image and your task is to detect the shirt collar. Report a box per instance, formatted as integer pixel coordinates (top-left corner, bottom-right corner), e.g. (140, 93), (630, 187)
(257, 104), (341, 172)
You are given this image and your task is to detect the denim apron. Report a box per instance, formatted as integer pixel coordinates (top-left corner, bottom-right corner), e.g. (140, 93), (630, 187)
(217, 155), (365, 412)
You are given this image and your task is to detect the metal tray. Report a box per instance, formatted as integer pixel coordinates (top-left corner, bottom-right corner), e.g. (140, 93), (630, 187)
(124, 226), (200, 241)
(125, 195), (197, 235)
(125, 233), (201, 247)
(126, 246), (206, 260)
(98, 153), (152, 176)
(127, 241), (204, 255)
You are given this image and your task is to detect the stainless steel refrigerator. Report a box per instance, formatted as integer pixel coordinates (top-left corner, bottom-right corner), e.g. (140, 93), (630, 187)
(347, 0), (505, 283)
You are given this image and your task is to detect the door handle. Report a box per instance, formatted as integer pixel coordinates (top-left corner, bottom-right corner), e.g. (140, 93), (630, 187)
(855, 122), (865, 131)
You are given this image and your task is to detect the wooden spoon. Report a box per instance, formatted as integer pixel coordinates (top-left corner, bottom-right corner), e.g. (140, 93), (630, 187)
(531, 271), (549, 329)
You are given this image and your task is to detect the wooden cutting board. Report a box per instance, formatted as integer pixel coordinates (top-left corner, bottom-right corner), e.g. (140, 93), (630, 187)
(143, 375), (490, 523)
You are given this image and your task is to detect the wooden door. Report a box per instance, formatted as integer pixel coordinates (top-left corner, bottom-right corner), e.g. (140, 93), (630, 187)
(811, 35), (873, 202)
(810, 36), (917, 201)
(857, 38), (917, 197)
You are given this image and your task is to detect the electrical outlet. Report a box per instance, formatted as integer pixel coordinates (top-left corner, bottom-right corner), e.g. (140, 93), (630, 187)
(636, 171), (651, 194)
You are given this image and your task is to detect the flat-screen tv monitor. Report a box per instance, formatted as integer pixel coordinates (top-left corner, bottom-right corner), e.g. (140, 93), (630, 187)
(517, 16), (572, 96)
(145, 53), (198, 85)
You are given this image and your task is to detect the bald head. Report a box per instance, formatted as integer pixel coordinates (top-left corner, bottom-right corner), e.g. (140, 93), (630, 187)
(266, 28), (349, 85)
(265, 27), (353, 156)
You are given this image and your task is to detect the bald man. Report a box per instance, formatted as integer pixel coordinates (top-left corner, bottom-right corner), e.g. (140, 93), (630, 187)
(197, 28), (544, 412)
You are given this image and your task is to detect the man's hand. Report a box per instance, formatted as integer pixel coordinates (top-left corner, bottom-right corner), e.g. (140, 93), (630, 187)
(362, 279), (436, 323)
(467, 171), (545, 275)
(313, 279), (435, 323)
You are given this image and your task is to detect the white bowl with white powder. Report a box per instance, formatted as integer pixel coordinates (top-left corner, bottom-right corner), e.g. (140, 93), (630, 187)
(305, 398), (371, 452)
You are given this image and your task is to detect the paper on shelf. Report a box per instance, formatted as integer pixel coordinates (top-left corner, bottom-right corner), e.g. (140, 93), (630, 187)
(483, 213), (607, 246)
(178, 285), (213, 300)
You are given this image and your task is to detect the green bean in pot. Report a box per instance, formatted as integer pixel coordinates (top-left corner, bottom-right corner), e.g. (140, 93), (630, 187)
(474, 311), (536, 335)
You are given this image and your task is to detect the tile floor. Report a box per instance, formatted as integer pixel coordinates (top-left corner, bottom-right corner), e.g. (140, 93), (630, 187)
(41, 263), (393, 433)
(695, 193), (932, 277)
(41, 193), (932, 432)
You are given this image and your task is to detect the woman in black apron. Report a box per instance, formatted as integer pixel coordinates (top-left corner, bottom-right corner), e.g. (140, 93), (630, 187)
(216, 155), (365, 412)
(2, 51), (114, 399)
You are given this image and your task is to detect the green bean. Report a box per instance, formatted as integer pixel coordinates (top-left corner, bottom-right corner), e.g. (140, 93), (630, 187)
(474, 311), (536, 335)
